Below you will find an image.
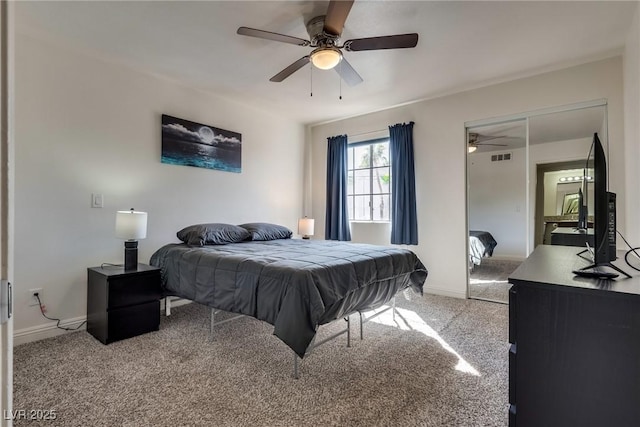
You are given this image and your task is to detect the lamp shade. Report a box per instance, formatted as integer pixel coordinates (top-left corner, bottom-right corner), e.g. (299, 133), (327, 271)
(115, 209), (147, 240)
(310, 47), (342, 70)
(298, 217), (315, 237)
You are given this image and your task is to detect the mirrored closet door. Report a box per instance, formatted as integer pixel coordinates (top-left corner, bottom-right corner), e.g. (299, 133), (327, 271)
(530, 106), (606, 250)
(467, 119), (527, 303)
(466, 101), (607, 304)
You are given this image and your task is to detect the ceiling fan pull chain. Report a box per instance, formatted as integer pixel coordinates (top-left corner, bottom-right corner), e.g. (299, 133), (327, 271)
(339, 61), (342, 100)
(310, 64), (313, 97)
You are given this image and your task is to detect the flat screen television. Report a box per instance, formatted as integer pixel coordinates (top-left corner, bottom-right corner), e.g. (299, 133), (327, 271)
(574, 132), (630, 278)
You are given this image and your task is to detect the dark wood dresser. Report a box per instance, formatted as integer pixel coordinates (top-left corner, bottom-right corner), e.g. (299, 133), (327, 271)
(508, 245), (640, 427)
(87, 264), (161, 344)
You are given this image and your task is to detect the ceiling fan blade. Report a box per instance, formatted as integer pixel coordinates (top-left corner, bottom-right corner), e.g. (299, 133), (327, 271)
(479, 143), (508, 147)
(344, 33), (418, 51)
(237, 27), (309, 46)
(323, 0), (354, 36)
(476, 135), (507, 143)
(269, 56), (310, 82)
(335, 57), (363, 87)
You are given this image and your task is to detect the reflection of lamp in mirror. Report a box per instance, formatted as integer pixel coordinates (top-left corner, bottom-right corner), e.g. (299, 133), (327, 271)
(115, 208), (147, 271)
(298, 217), (315, 240)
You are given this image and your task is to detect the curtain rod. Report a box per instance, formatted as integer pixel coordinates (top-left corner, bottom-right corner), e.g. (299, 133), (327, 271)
(348, 128), (388, 138)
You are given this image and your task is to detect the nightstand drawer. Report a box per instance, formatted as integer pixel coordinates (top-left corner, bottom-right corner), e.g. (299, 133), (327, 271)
(108, 272), (161, 309)
(87, 264), (162, 344)
(107, 300), (160, 343)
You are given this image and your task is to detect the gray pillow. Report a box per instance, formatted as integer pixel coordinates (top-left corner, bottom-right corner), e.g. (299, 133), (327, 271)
(238, 223), (292, 241)
(177, 223), (251, 246)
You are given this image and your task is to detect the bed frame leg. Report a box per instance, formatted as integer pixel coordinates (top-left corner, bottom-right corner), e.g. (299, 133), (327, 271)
(293, 352), (299, 379)
(346, 315), (351, 347)
(359, 312), (364, 340)
(209, 308), (215, 341)
(165, 297), (171, 316)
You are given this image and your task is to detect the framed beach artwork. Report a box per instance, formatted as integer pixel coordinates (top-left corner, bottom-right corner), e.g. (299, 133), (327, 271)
(161, 114), (242, 173)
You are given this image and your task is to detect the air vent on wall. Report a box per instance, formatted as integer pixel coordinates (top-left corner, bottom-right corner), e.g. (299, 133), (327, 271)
(491, 152), (512, 162)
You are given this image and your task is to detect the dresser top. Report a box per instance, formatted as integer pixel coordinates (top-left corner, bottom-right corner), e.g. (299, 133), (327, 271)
(509, 245), (640, 296)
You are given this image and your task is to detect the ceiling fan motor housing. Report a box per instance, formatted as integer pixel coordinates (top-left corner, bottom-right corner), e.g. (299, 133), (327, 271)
(306, 15), (339, 46)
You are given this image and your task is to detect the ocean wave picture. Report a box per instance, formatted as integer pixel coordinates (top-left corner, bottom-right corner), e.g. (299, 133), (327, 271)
(161, 114), (242, 173)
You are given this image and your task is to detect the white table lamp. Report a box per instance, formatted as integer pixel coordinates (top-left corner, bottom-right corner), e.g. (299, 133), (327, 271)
(115, 208), (147, 270)
(298, 217), (315, 240)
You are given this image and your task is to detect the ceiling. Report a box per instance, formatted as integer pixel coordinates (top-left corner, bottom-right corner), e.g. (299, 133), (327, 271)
(15, 1), (638, 125)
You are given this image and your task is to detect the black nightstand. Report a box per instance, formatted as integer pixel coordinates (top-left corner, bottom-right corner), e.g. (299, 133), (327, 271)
(87, 264), (161, 344)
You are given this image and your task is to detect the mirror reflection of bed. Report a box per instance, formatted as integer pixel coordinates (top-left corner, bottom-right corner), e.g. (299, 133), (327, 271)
(468, 230), (522, 302)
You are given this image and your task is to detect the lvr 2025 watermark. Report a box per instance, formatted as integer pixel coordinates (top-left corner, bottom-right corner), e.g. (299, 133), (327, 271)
(3, 409), (57, 421)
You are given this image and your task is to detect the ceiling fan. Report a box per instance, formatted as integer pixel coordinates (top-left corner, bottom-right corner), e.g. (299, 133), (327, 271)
(236, 0), (418, 86)
(467, 132), (508, 153)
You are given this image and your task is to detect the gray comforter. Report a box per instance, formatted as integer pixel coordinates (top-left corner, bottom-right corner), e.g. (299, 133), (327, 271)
(149, 239), (428, 357)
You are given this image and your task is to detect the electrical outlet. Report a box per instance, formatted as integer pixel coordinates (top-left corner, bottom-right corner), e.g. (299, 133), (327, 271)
(28, 288), (43, 307)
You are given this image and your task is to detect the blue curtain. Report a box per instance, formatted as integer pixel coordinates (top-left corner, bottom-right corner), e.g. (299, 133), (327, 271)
(389, 122), (418, 245)
(325, 134), (351, 241)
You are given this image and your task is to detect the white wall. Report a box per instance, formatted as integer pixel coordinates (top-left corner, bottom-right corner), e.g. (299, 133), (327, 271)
(468, 149), (526, 259)
(309, 57), (624, 299)
(624, 4), (640, 244)
(14, 33), (305, 342)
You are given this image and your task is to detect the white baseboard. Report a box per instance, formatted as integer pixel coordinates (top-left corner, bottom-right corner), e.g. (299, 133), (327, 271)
(14, 298), (193, 345)
(14, 316), (87, 346)
(490, 255), (526, 262)
(423, 286), (467, 299)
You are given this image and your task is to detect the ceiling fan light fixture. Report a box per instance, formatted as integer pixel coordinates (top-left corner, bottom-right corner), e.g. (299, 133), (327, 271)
(468, 145), (477, 153)
(310, 47), (342, 70)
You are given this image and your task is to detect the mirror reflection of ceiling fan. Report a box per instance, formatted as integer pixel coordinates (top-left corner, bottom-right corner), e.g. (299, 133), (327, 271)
(467, 132), (508, 153)
(236, 0), (419, 86)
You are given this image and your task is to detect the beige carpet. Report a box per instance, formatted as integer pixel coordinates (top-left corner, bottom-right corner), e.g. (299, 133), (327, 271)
(14, 294), (508, 427)
(469, 259), (522, 302)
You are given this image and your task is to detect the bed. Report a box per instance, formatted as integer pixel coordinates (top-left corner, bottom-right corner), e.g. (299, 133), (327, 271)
(149, 238), (428, 359)
(469, 230), (497, 268)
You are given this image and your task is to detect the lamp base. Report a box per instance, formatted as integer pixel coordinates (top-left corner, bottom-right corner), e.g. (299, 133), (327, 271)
(302, 236), (310, 240)
(124, 240), (138, 271)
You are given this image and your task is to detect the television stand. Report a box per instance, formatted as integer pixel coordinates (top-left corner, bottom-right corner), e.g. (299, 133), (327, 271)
(574, 261), (632, 279)
(576, 247), (590, 261)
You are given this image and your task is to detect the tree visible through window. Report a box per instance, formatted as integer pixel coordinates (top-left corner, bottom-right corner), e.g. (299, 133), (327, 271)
(347, 139), (391, 221)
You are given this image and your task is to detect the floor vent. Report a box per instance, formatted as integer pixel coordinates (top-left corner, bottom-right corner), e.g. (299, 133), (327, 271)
(491, 152), (512, 162)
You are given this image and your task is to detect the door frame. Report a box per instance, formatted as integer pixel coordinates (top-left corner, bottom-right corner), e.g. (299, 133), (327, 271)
(534, 160), (589, 247)
(1, 1), (15, 424)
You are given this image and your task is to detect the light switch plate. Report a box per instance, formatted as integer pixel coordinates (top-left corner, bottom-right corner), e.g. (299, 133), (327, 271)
(92, 193), (104, 208)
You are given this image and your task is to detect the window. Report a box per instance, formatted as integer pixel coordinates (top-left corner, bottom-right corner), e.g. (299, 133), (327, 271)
(347, 139), (391, 221)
